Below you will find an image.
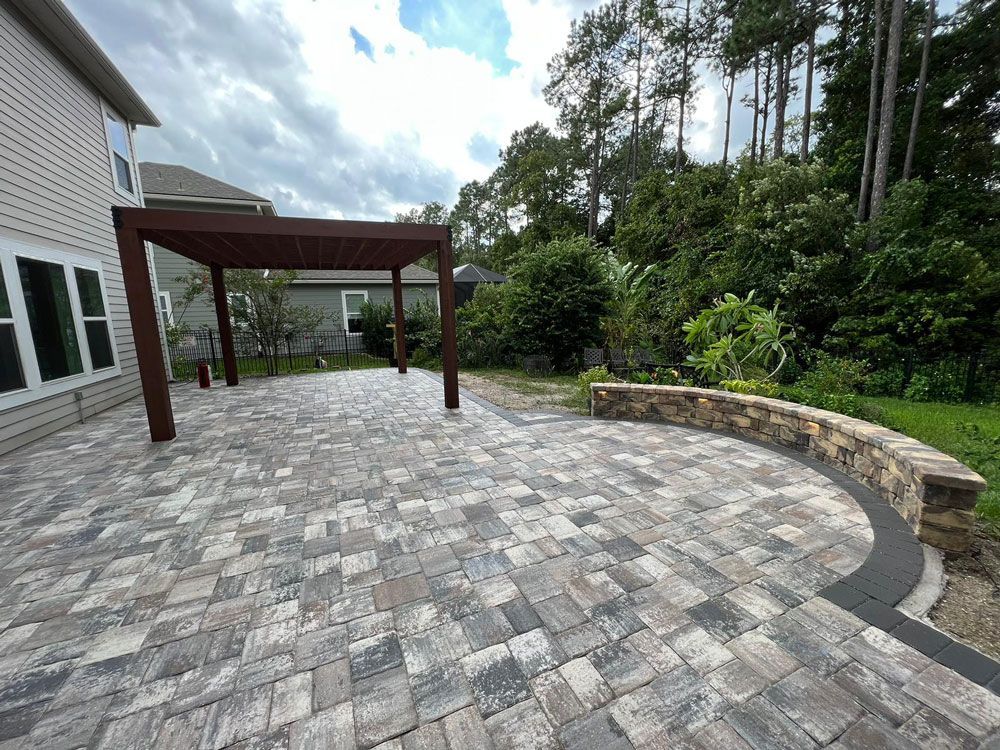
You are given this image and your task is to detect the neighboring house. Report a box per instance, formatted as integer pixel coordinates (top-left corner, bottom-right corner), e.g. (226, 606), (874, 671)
(142, 162), (440, 337)
(453, 263), (506, 307)
(0, 0), (160, 455)
(140, 162), (277, 331)
(288, 268), (439, 333)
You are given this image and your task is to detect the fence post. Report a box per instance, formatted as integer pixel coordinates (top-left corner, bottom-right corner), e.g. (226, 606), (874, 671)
(207, 331), (218, 376)
(901, 351), (915, 392)
(344, 330), (351, 369)
(964, 353), (980, 401)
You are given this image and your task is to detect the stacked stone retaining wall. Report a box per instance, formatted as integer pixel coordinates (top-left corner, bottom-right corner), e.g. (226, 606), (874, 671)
(591, 383), (986, 552)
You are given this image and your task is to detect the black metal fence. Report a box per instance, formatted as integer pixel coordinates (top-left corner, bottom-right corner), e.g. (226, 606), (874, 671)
(873, 350), (1000, 403)
(168, 329), (389, 381)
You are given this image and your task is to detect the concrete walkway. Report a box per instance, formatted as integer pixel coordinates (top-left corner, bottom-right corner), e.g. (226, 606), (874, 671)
(0, 370), (997, 748)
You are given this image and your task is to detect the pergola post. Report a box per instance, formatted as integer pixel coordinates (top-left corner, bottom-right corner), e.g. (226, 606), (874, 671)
(114, 224), (176, 442)
(438, 232), (459, 408)
(210, 264), (239, 386)
(391, 267), (407, 374)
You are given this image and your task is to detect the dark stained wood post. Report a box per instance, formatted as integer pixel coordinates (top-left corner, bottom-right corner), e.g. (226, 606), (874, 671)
(438, 232), (459, 408)
(210, 264), (239, 386)
(114, 221), (176, 442)
(391, 267), (408, 374)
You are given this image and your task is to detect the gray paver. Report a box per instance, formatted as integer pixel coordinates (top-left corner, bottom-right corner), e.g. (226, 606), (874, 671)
(0, 370), (992, 749)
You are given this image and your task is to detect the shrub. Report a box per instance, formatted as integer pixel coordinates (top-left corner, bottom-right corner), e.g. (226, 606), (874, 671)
(865, 368), (906, 397)
(456, 283), (512, 367)
(682, 291), (794, 383)
(721, 379), (781, 398)
(781, 386), (890, 426)
(406, 294), (442, 357)
(903, 369), (965, 403)
(578, 366), (618, 402)
(360, 299), (394, 357)
(409, 347), (441, 370)
(505, 237), (611, 370)
(796, 352), (868, 394)
(627, 367), (681, 386)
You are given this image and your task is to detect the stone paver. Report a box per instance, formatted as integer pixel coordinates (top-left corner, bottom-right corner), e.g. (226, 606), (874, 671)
(0, 369), (997, 748)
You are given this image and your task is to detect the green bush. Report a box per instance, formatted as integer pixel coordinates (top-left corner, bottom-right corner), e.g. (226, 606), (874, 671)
(578, 365), (618, 401)
(625, 367), (681, 386)
(456, 283), (512, 367)
(405, 294), (442, 357)
(409, 347), (441, 370)
(359, 299), (394, 357)
(865, 368), (906, 397)
(796, 352), (869, 394)
(781, 386), (890, 426)
(721, 379), (781, 398)
(505, 236), (611, 370)
(903, 369), (965, 403)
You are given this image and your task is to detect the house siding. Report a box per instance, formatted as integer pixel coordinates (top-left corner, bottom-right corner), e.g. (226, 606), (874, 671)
(288, 283), (439, 330)
(0, 2), (155, 455)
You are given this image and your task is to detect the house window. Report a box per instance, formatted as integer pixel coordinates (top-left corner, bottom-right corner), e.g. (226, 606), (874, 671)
(0, 267), (26, 394)
(0, 239), (121, 410)
(75, 268), (115, 370)
(158, 291), (173, 329)
(342, 291), (367, 333)
(17, 257), (84, 381)
(104, 109), (135, 195)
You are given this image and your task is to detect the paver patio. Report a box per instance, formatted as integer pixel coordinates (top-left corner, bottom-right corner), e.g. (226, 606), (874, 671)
(0, 370), (997, 749)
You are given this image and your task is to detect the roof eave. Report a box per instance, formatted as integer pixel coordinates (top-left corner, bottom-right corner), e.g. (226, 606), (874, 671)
(10, 0), (160, 127)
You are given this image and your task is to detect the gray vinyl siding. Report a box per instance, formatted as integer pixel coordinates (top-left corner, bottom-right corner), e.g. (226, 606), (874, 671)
(288, 283), (439, 330)
(0, 3), (154, 456)
(147, 199), (260, 331)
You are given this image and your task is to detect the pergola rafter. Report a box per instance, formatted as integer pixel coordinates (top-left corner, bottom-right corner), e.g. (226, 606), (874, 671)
(111, 206), (459, 443)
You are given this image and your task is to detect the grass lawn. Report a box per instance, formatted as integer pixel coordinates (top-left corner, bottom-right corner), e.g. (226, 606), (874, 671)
(865, 397), (1000, 531)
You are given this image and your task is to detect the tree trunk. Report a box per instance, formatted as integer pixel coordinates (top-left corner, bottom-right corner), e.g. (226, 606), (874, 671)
(801, 24), (815, 161)
(674, 0), (692, 173)
(773, 49), (785, 158)
(589, 128), (601, 236)
(750, 52), (760, 165)
(903, 0), (934, 180)
(869, 0), (906, 221)
(759, 47), (773, 163)
(722, 66), (736, 166)
(857, 0), (885, 220)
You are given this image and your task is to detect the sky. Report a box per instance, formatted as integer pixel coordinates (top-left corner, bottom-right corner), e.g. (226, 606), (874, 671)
(69, 0), (810, 221)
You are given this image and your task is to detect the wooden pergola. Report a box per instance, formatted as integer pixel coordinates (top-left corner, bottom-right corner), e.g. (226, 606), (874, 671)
(112, 206), (459, 443)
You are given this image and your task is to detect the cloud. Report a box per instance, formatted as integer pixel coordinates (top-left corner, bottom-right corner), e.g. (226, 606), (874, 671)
(66, 0), (598, 221)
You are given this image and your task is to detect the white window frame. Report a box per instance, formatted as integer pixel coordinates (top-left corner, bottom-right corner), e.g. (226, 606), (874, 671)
(341, 290), (368, 333)
(101, 100), (137, 199)
(158, 291), (173, 327)
(0, 238), (121, 412)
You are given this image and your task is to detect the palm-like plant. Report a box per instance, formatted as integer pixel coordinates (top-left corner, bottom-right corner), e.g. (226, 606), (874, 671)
(682, 291), (794, 383)
(602, 259), (659, 353)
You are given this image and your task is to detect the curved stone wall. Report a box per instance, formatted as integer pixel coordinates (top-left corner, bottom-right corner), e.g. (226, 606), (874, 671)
(591, 383), (986, 552)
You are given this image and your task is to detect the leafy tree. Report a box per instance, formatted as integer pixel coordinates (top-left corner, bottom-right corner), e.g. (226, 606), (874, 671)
(394, 202), (451, 270)
(456, 282), (512, 367)
(504, 237), (612, 369)
(178, 268), (326, 376)
(545, 3), (629, 236)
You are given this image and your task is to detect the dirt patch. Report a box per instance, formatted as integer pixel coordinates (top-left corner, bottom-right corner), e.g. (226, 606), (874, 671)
(929, 527), (1000, 659)
(457, 372), (582, 414)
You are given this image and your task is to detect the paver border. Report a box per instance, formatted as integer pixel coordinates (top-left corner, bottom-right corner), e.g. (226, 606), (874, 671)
(412, 370), (1000, 694)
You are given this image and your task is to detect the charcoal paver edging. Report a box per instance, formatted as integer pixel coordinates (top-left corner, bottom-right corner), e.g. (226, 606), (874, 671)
(591, 383), (986, 553)
(592, 397), (1000, 695)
